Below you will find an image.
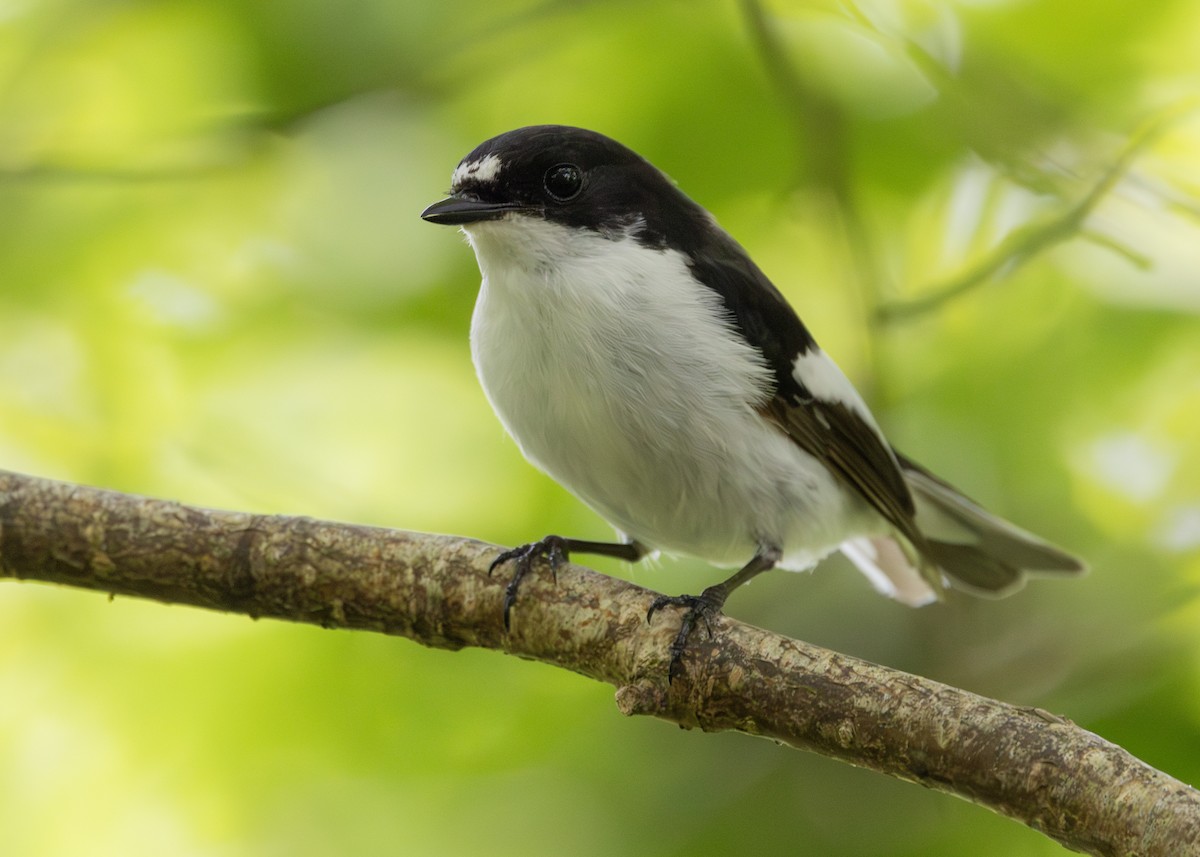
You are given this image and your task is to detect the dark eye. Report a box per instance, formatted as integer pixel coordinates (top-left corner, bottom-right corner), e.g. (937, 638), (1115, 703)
(543, 163), (583, 202)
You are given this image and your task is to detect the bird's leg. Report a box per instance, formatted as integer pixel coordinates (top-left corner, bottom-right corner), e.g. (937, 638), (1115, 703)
(490, 537), (649, 630)
(646, 544), (781, 682)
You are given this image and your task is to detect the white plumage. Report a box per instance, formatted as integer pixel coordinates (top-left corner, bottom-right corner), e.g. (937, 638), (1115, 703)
(465, 216), (887, 578)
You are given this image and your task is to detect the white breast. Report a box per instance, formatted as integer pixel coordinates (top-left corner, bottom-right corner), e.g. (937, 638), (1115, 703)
(462, 216), (866, 568)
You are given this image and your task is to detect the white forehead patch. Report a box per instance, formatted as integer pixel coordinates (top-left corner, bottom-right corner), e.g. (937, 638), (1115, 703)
(452, 153), (503, 188)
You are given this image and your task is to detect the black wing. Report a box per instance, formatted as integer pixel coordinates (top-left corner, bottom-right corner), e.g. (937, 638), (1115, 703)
(688, 243), (920, 543)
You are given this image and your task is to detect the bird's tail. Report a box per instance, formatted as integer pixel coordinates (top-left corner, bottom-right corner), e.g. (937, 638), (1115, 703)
(841, 454), (1086, 607)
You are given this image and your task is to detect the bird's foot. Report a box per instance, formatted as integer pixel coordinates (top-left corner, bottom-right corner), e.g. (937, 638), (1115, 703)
(646, 587), (726, 684)
(489, 535), (571, 630)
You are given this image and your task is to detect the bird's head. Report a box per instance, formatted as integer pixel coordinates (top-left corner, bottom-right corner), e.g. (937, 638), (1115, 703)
(421, 125), (711, 254)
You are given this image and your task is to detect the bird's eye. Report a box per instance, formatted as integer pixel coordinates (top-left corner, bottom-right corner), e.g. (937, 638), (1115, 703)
(543, 163), (583, 202)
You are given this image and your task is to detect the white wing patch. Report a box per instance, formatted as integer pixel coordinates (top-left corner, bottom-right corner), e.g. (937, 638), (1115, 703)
(792, 348), (881, 430)
(452, 153), (503, 188)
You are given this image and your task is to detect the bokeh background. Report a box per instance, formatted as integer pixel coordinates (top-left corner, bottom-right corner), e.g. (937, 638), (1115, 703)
(2, 1), (1199, 854)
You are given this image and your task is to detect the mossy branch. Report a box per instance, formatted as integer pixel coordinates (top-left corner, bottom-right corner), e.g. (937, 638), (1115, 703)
(1, 469), (1197, 856)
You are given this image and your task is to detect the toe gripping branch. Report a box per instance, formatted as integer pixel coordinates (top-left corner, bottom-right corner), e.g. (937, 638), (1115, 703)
(646, 589), (727, 684)
(489, 536), (646, 630)
(646, 544), (780, 683)
(489, 536), (570, 631)
(490, 535), (777, 684)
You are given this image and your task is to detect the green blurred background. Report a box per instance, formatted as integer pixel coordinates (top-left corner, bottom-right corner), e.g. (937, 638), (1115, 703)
(2, 1), (1198, 854)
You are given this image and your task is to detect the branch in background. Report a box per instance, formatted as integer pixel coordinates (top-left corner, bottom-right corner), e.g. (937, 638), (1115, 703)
(746, 1), (1194, 326)
(1, 469), (1198, 856)
(739, 0), (890, 402)
(740, 0), (851, 199)
(876, 103), (1193, 324)
(1080, 229), (1153, 270)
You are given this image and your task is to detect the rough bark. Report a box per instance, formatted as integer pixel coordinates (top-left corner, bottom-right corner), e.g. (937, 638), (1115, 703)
(1, 468), (1196, 856)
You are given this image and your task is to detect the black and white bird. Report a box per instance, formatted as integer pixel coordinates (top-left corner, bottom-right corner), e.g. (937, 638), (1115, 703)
(421, 125), (1083, 674)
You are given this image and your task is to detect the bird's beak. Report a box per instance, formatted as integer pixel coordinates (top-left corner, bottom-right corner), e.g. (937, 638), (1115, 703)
(420, 194), (529, 225)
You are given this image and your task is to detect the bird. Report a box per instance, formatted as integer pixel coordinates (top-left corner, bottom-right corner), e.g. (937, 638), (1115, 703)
(420, 125), (1084, 679)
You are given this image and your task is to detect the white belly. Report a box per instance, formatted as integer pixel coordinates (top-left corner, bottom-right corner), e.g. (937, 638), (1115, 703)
(464, 219), (865, 568)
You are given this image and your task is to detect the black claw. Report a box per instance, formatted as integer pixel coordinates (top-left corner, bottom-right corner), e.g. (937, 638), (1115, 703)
(490, 536), (571, 631)
(488, 552), (514, 577)
(501, 562), (529, 631)
(646, 591), (724, 683)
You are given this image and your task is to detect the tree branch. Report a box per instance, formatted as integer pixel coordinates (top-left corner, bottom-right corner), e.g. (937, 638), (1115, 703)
(876, 103), (1193, 324)
(1, 469), (1197, 856)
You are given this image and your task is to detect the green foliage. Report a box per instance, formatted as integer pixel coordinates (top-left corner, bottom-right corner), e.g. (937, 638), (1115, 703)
(2, 1), (1198, 854)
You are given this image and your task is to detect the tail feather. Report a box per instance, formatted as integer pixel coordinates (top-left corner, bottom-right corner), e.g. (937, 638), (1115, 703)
(919, 539), (1023, 596)
(841, 453), (1086, 604)
(841, 535), (940, 606)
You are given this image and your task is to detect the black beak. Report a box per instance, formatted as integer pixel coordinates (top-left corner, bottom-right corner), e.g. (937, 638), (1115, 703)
(420, 195), (528, 225)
